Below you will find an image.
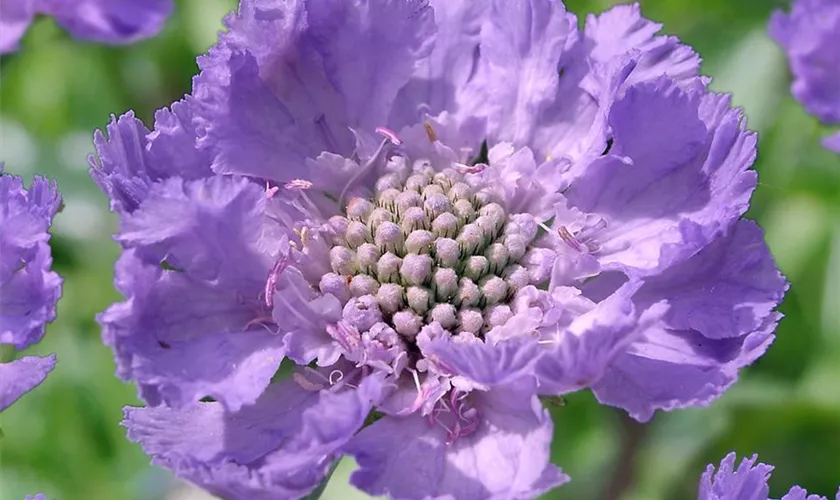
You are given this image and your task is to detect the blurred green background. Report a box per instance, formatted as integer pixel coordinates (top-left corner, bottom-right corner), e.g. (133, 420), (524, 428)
(1, 0), (838, 498)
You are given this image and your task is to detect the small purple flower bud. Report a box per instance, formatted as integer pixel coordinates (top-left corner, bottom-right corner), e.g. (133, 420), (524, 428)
(378, 188), (400, 205)
(456, 277), (480, 307)
(367, 207), (393, 229)
(484, 243), (509, 270)
(327, 215), (349, 239)
(350, 275), (380, 297)
(453, 199), (475, 220)
(429, 303), (457, 329)
(376, 252), (402, 281)
(400, 254), (433, 286)
(457, 308), (484, 334)
(405, 229), (435, 254)
(479, 275), (508, 306)
(375, 221), (403, 250)
(376, 283), (404, 313)
(342, 295), (382, 332)
(319, 272), (350, 303)
(400, 206), (427, 233)
(375, 173), (403, 192)
(345, 220), (369, 248)
(406, 286), (431, 314)
(393, 310), (422, 337)
(346, 197), (374, 220)
(434, 238), (460, 268)
(405, 174), (430, 192)
(508, 213), (539, 242)
(424, 193), (451, 219)
(422, 184), (445, 199)
(433, 267), (458, 301)
(463, 255), (488, 280)
(431, 212), (459, 238)
(395, 191), (422, 212)
(329, 246), (356, 275)
(504, 233), (528, 261)
(457, 224), (484, 254)
(483, 304), (513, 329)
(448, 182), (472, 201)
(503, 264), (531, 290)
(356, 243), (381, 270)
(523, 247), (555, 284)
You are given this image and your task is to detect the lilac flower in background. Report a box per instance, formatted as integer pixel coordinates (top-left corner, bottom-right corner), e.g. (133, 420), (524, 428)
(699, 453), (840, 500)
(91, 0), (786, 498)
(769, 0), (840, 153)
(0, 0), (173, 54)
(0, 166), (62, 412)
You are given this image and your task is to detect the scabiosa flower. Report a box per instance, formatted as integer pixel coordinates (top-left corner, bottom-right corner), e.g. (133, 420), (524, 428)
(92, 1), (786, 498)
(699, 453), (840, 500)
(0, 166), (62, 411)
(770, 0), (840, 153)
(0, 0), (173, 54)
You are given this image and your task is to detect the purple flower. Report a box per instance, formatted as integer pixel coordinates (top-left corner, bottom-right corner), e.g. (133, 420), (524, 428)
(0, 166), (62, 412)
(769, 0), (840, 153)
(0, 0), (173, 54)
(91, 1), (786, 498)
(699, 452), (840, 500)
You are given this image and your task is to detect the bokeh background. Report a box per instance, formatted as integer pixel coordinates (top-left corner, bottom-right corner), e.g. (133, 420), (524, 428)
(1, 0), (838, 498)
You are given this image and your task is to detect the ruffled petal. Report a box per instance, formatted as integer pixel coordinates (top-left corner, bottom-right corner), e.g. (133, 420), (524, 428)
(769, 0), (840, 123)
(468, 0), (577, 150)
(125, 374), (384, 500)
(0, 0), (34, 54)
(536, 281), (667, 395)
(567, 77), (757, 275)
(420, 336), (540, 389)
(0, 355), (56, 411)
(90, 104), (212, 214)
(636, 220), (788, 340)
(388, 0), (486, 130)
(100, 251), (284, 411)
(346, 379), (567, 499)
(193, 0), (436, 181)
(38, 0), (173, 44)
(698, 453), (772, 500)
(583, 3), (700, 86)
(0, 173), (62, 349)
(118, 175), (277, 291)
(592, 313), (777, 422)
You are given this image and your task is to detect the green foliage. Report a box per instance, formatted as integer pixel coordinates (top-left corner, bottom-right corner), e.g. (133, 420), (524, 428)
(1, 0), (838, 498)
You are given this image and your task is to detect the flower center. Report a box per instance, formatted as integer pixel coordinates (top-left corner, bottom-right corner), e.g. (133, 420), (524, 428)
(318, 160), (539, 344)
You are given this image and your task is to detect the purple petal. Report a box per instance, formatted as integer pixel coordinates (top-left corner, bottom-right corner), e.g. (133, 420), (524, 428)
(0, 0), (34, 54)
(38, 0), (173, 45)
(0, 355), (56, 411)
(345, 380), (567, 499)
(389, 0), (486, 130)
(583, 3), (700, 86)
(698, 453), (773, 500)
(118, 175), (277, 291)
(0, 173), (62, 349)
(592, 313), (778, 422)
(536, 281), (667, 395)
(567, 78), (757, 275)
(193, 0), (435, 181)
(420, 335), (541, 389)
(100, 251), (283, 411)
(769, 0), (840, 124)
(125, 374), (384, 499)
(90, 105), (211, 214)
(469, 0), (577, 149)
(636, 220), (788, 340)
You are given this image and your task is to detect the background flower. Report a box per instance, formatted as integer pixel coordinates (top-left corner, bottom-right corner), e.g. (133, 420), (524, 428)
(0, 0), (174, 54)
(0, 167), (62, 411)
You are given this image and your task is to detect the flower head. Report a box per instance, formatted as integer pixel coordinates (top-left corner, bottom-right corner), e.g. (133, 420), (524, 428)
(0, 0), (173, 54)
(770, 0), (840, 152)
(0, 166), (62, 411)
(92, 1), (786, 498)
(699, 452), (840, 500)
